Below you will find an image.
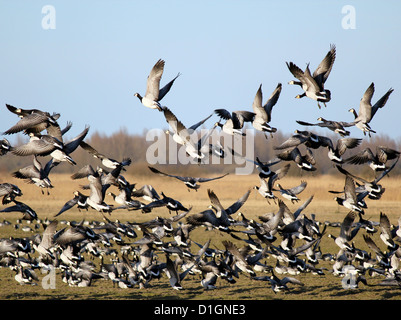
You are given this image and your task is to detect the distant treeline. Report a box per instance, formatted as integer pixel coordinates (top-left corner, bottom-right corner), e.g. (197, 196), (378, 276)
(1, 127), (400, 178)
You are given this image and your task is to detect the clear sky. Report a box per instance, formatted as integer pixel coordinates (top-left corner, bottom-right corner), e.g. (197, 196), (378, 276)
(1, 0), (400, 142)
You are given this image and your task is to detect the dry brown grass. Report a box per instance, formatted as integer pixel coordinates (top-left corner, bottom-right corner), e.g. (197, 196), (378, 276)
(1, 172), (401, 300)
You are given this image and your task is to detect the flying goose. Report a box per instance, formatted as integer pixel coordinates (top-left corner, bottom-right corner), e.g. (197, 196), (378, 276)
(251, 83), (282, 138)
(287, 44), (336, 108)
(124, 186), (157, 209)
(344, 146), (400, 172)
(0, 200), (38, 221)
(222, 240), (256, 277)
(3, 104), (60, 136)
(54, 221), (99, 247)
(296, 117), (355, 137)
(186, 189), (250, 231)
(328, 211), (360, 250)
(142, 192), (189, 214)
(279, 131), (362, 164)
(335, 160), (398, 200)
(134, 59), (180, 111)
(165, 254), (194, 290)
(229, 146), (281, 178)
(32, 220), (58, 260)
(206, 189), (232, 229)
(363, 235), (394, 270)
(276, 146), (316, 171)
(71, 165), (112, 212)
(320, 137), (362, 164)
(254, 164), (291, 202)
(379, 212), (398, 250)
(252, 270), (304, 293)
(162, 106), (213, 160)
(79, 141), (132, 171)
(10, 133), (76, 165)
(276, 180), (307, 203)
(12, 156), (55, 194)
(54, 191), (89, 217)
(148, 166), (229, 191)
(214, 109), (255, 136)
(349, 82), (394, 136)
(333, 175), (365, 214)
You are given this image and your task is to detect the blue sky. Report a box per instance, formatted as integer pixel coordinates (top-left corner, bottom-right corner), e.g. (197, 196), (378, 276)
(1, 0), (400, 142)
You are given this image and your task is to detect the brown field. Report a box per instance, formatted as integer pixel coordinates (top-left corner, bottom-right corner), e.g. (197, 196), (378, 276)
(1, 172), (401, 301)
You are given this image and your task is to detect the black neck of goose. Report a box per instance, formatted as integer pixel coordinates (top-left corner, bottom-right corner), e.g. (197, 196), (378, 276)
(135, 93), (143, 102)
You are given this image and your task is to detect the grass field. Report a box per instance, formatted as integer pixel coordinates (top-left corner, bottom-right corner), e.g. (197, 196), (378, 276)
(1, 171), (401, 300)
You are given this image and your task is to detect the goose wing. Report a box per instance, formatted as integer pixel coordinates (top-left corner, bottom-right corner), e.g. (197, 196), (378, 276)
(188, 113), (213, 131)
(225, 189), (251, 215)
(11, 137), (57, 156)
(158, 72), (181, 101)
(312, 44), (336, 86)
(287, 180), (307, 195)
(63, 126), (90, 154)
(196, 173), (229, 183)
(345, 148), (375, 165)
(358, 82), (374, 122)
(263, 83), (282, 123)
(145, 59), (164, 101)
(3, 113), (50, 135)
(371, 88), (394, 120)
(336, 138), (362, 156)
(148, 166), (188, 182)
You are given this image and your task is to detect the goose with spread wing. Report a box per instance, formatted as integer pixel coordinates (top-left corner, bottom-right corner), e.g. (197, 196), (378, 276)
(134, 59), (180, 111)
(296, 117), (355, 137)
(12, 156), (55, 194)
(148, 166), (228, 191)
(214, 108), (254, 136)
(251, 83), (282, 138)
(287, 44), (336, 108)
(349, 82), (394, 136)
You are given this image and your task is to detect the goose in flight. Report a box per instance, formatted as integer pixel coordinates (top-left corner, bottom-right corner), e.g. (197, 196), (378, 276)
(134, 59), (180, 111)
(344, 145), (400, 172)
(148, 166), (229, 191)
(334, 160), (398, 200)
(163, 107), (213, 161)
(229, 146), (281, 178)
(54, 191), (89, 217)
(71, 165), (112, 212)
(0, 200), (38, 221)
(10, 133), (76, 165)
(251, 83), (282, 138)
(3, 104), (60, 136)
(12, 156), (55, 195)
(328, 211), (360, 250)
(296, 117), (355, 137)
(214, 109), (254, 136)
(79, 141), (132, 171)
(333, 175), (365, 214)
(276, 180), (307, 203)
(349, 82), (394, 136)
(252, 270), (304, 293)
(287, 44), (336, 108)
(276, 146), (316, 172)
(254, 164), (291, 203)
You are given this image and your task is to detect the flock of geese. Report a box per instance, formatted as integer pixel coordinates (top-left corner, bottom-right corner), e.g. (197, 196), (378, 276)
(1, 44), (401, 295)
